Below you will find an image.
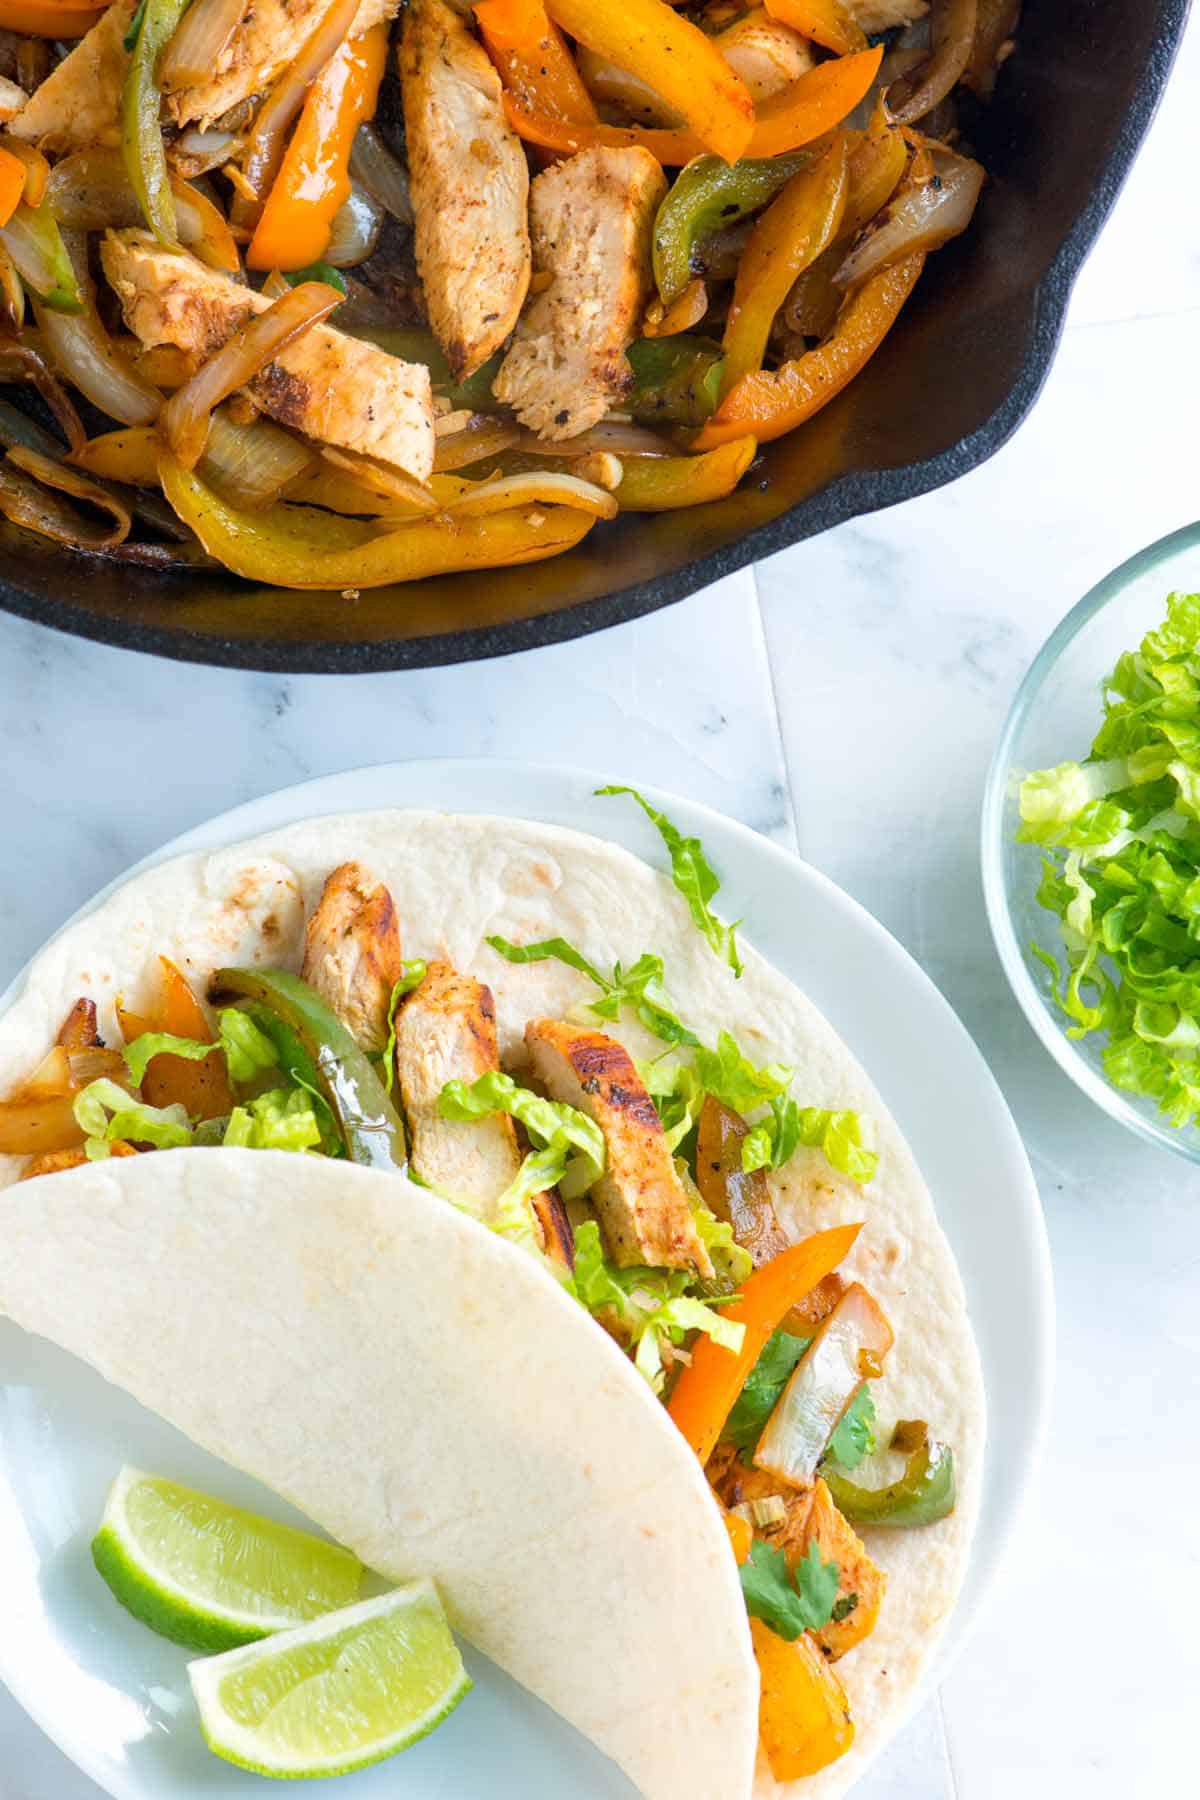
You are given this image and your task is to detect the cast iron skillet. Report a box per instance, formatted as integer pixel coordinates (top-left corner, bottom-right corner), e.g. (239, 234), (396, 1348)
(0, 0), (1189, 672)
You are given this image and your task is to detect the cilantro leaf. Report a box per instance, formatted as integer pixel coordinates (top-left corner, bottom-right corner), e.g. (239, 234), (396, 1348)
(825, 1385), (876, 1471)
(596, 784), (743, 975)
(722, 1330), (810, 1453)
(739, 1539), (841, 1641)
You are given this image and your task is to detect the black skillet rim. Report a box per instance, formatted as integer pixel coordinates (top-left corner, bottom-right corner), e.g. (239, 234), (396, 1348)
(0, 0), (1190, 675)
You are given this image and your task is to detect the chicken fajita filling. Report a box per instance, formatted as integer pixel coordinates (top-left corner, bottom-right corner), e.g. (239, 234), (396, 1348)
(0, 0), (1012, 584)
(0, 788), (961, 1781)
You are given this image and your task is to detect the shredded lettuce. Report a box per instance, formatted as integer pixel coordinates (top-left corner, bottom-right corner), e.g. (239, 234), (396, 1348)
(692, 1030), (792, 1113)
(122, 1008), (279, 1088)
(639, 1056), (702, 1151)
(222, 1087), (323, 1152)
(486, 935), (700, 1047)
(74, 1078), (192, 1159)
(1020, 590), (1200, 1129)
(381, 961), (428, 1094)
(438, 1070), (605, 1195)
(568, 1219), (744, 1393)
(743, 1098), (878, 1184)
(595, 784), (743, 976)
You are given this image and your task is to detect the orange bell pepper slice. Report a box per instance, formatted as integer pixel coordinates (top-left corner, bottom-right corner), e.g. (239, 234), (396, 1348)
(119, 956), (234, 1122)
(842, 96), (909, 239)
(475, 0), (597, 122)
(667, 1223), (861, 1465)
(748, 43), (881, 158)
(247, 23), (388, 272)
(720, 135), (847, 397)
(505, 44), (881, 165)
(694, 249), (925, 448)
(0, 0), (102, 34)
(0, 148), (26, 230)
(544, 0), (754, 163)
(613, 437), (758, 511)
(764, 0), (866, 55)
(751, 1619), (856, 1780)
(723, 1507), (753, 1566)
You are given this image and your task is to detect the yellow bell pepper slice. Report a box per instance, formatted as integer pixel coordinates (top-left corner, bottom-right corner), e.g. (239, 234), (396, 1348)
(764, 0), (866, 55)
(0, 0), (102, 34)
(247, 24), (389, 272)
(474, 0), (598, 122)
(694, 250), (925, 448)
(158, 452), (598, 588)
(544, 0), (754, 163)
(751, 1619), (856, 1780)
(719, 135), (847, 397)
(69, 426), (161, 487)
(614, 438), (757, 511)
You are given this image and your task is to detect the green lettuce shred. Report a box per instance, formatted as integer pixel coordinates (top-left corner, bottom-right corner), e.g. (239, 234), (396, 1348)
(1019, 590), (1200, 1129)
(568, 1219), (744, 1393)
(74, 1079), (192, 1159)
(595, 784), (743, 976)
(222, 1088), (323, 1152)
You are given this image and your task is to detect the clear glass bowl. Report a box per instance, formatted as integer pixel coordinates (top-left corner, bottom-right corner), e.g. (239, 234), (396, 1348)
(982, 522), (1200, 1164)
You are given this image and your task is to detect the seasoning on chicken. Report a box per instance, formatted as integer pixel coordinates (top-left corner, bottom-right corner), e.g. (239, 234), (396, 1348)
(494, 145), (666, 441)
(100, 231), (436, 479)
(524, 1018), (713, 1276)
(715, 9), (814, 102)
(393, 961), (523, 1217)
(399, 0), (530, 379)
(708, 1451), (885, 1660)
(9, 0), (134, 153)
(167, 0), (397, 130)
(843, 0), (928, 30)
(300, 862), (403, 1053)
(19, 1142), (137, 1181)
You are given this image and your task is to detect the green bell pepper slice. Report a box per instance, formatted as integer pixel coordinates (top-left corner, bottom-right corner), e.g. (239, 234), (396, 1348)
(122, 0), (192, 245)
(626, 336), (725, 427)
(209, 967), (408, 1172)
(652, 150), (817, 307)
(822, 1419), (956, 1527)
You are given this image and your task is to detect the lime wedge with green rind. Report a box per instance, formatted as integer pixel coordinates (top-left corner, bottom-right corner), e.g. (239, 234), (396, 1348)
(92, 1467), (363, 1652)
(189, 1580), (472, 1778)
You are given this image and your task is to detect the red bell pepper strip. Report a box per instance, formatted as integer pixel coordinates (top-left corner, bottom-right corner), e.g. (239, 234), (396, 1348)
(667, 1223), (861, 1466)
(247, 23), (388, 272)
(693, 249), (925, 448)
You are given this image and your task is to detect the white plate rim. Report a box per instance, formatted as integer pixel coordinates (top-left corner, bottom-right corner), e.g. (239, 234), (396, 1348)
(0, 757), (1055, 1798)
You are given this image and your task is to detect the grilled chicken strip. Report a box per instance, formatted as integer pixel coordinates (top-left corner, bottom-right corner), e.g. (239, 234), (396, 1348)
(524, 1019), (713, 1276)
(494, 146), (665, 441)
(301, 862), (403, 1053)
(399, 0), (530, 380)
(844, 0), (928, 30)
(393, 961), (522, 1217)
(19, 1142), (136, 1182)
(707, 1454), (885, 1660)
(167, 0), (397, 130)
(100, 231), (436, 478)
(9, 0), (134, 153)
(715, 9), (814, 101)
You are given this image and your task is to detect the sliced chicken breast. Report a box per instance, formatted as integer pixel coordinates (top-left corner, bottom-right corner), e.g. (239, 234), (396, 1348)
(100, 231), (436, 478)
(399, 0), (530, 380)
(9, 0), (134, 153)
(524, 1019), (713, 1276)
(301, 862), (403, 1053)
(167, 0), (396, 130)
(716, 10), (814, 102)
(494, 146), (665, 441)
(844, 0), (928, 30)
(393, 961), (522, 1217)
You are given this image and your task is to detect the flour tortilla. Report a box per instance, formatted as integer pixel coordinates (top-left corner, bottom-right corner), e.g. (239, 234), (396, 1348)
(0, 809), (986, 1797)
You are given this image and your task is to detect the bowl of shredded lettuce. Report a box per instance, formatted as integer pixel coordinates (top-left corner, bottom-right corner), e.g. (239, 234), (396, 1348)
(983, 524), (1200, 1159)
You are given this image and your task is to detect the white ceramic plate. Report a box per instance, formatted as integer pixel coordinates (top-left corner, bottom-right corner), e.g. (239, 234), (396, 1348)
(0, 762), (1053, 1800)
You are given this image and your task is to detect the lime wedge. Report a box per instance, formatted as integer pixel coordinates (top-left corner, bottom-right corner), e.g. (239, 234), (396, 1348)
(189, 1581), (472, 1778)
(92, 1467), (364, 1652)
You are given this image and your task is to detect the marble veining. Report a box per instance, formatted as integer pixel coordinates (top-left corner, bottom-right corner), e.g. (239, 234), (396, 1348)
(2, 17), (1199, 1798)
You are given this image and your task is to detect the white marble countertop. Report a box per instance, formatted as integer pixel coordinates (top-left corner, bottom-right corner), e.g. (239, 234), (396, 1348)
(3, 16), (1200, 1798)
